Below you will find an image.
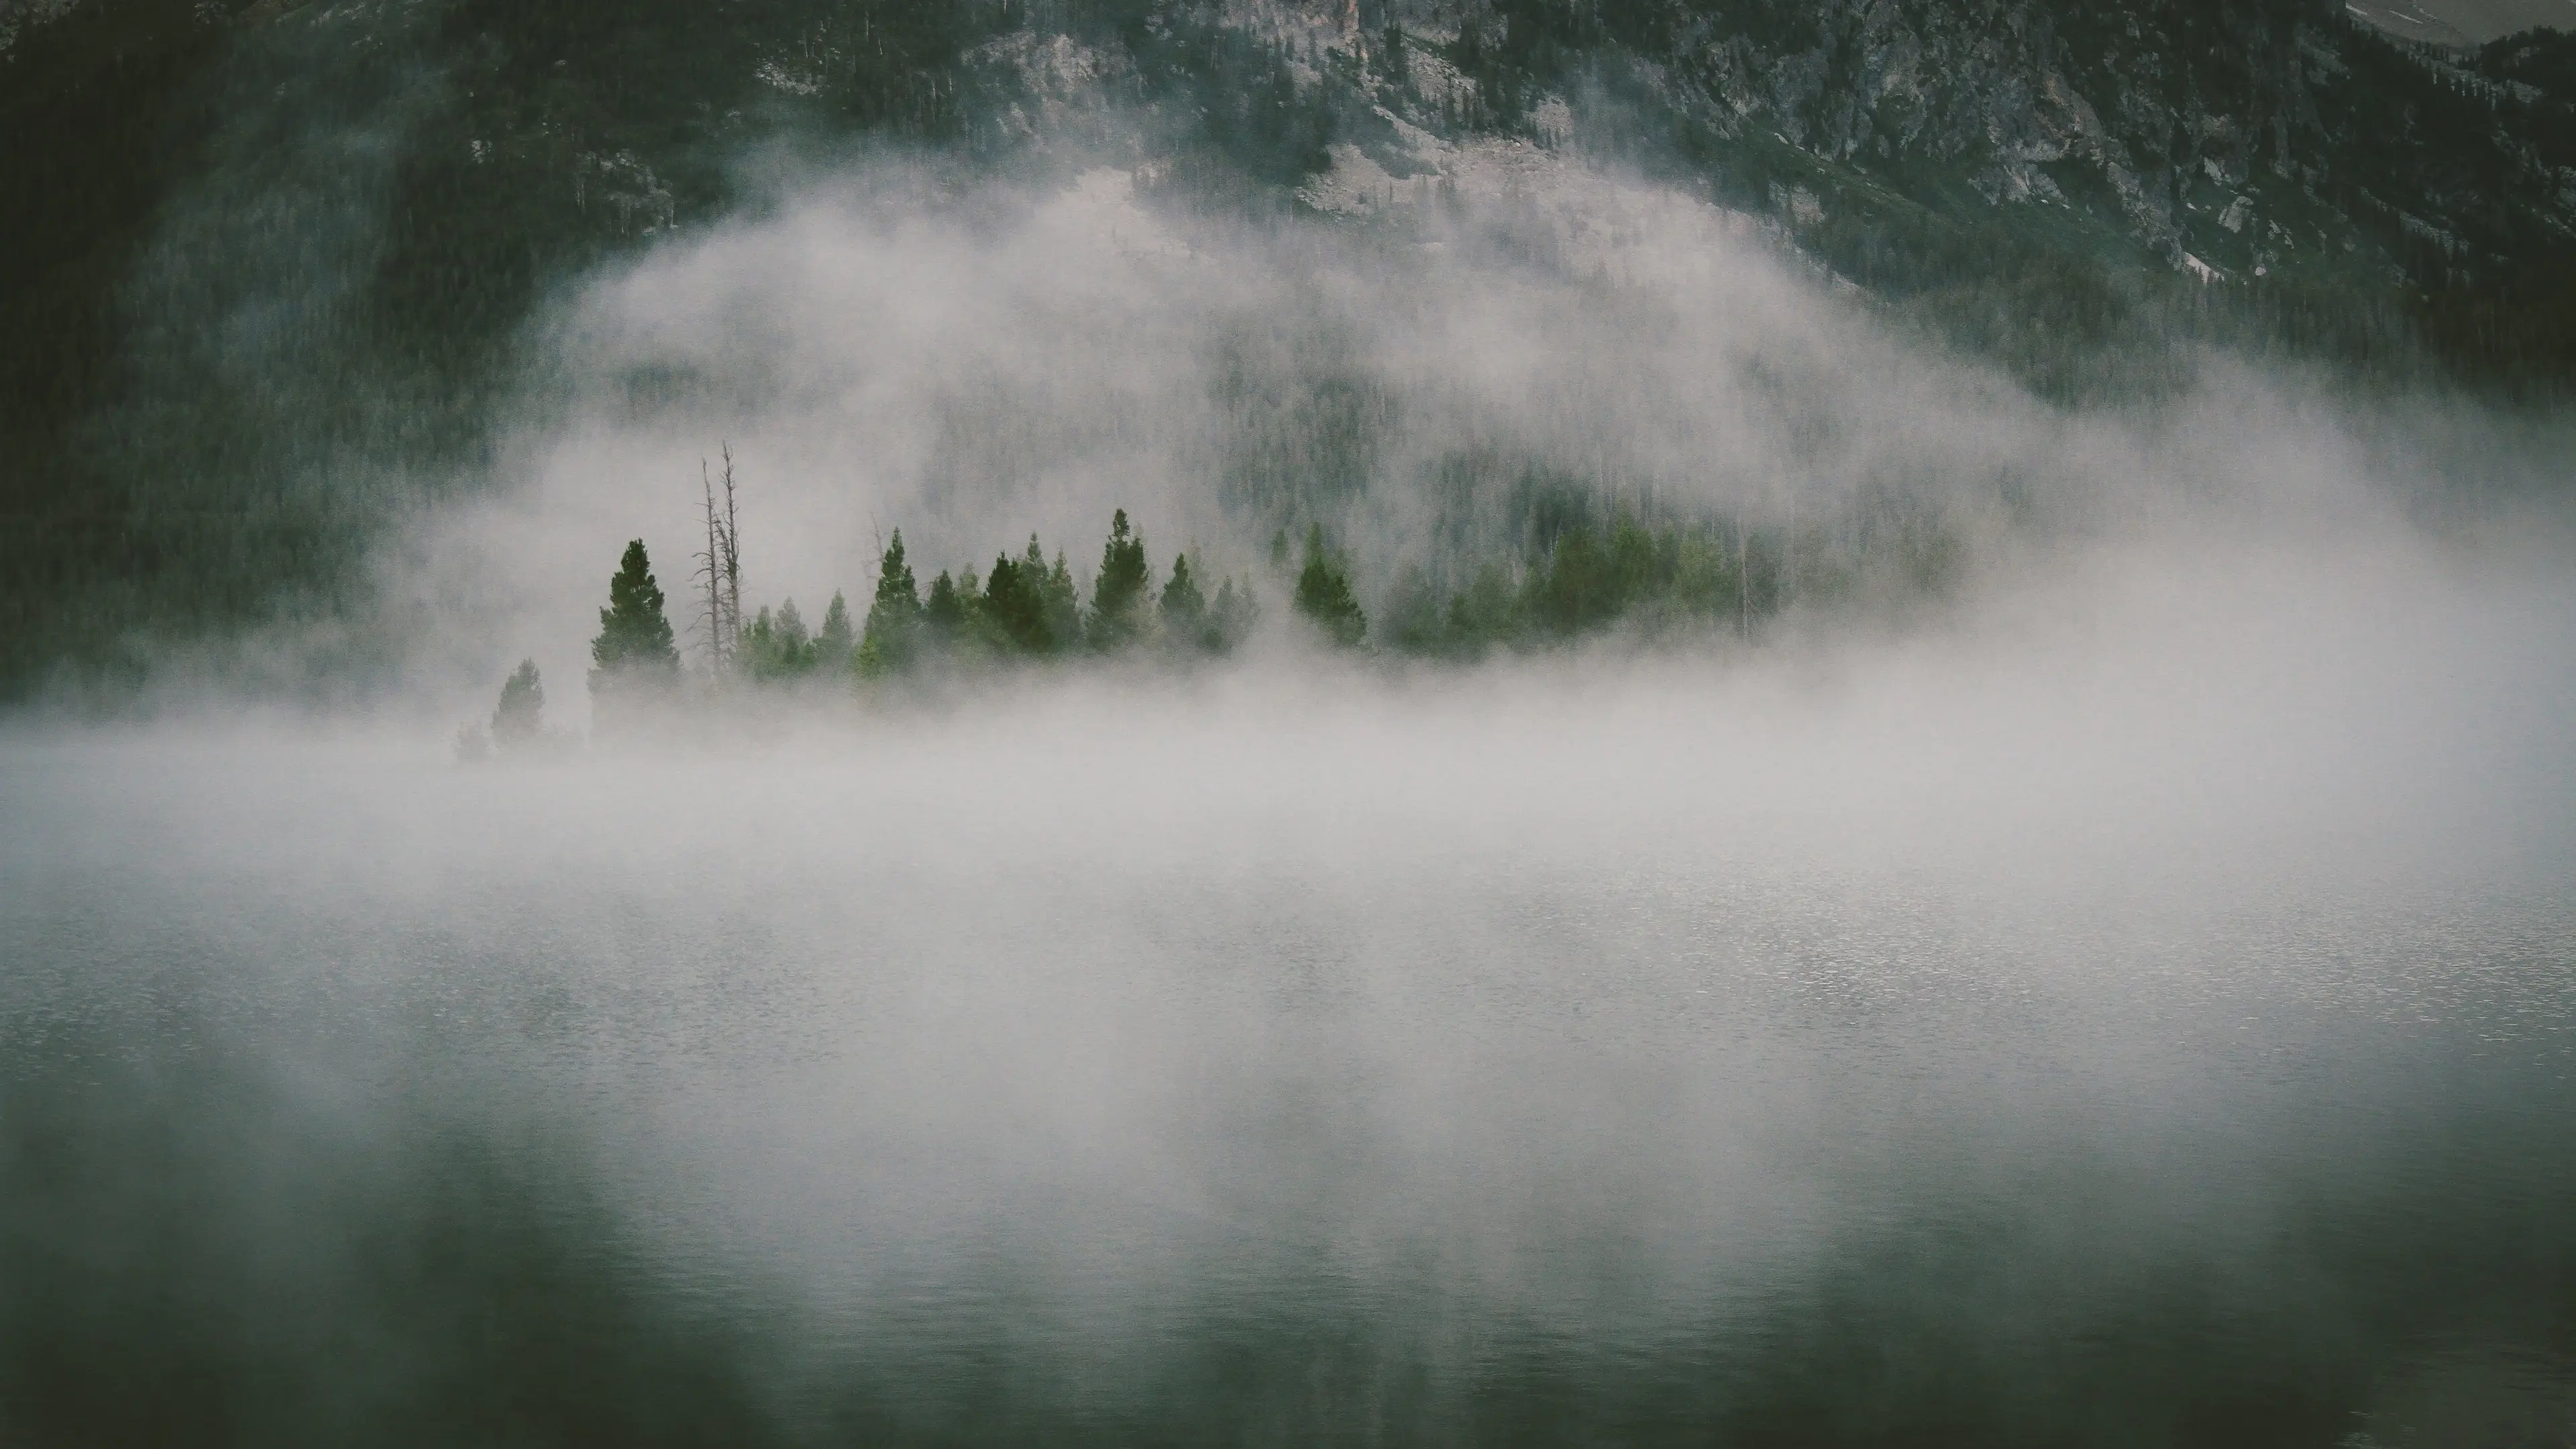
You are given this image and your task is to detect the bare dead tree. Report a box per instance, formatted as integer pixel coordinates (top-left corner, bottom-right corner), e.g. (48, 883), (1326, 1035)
(696, 460), (728, 670)
(693, 443), (746, 672)
(718, 442), (743, 658)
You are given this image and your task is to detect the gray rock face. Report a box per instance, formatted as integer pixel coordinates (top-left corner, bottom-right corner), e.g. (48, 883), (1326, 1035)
(1636, 0), (2326, 271)
(1361, 0), (2573, 284)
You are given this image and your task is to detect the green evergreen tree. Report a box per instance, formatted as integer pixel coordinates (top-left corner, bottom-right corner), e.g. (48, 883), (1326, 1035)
(924, 570), (967, 643)
(980, 550), (1049, 654)
(1446, 593), (1481, 658)
(1160, 551), (1207, 645)
(1293, 525), (1366, 648)
(857, 531), (924, 677)
(1211, 576), (1259, 653)
(589, 539), (679, 698)
(750, 597), (814, 680)
(1040, 541), (1083, 651)
(490, 658), (544, 751)
(778, 598), (812, 667)
(745, 605), (776, 676)
(1530, 524), (1613, 634)
(815, 591), (855, 673)
(1381, 566), (1447, 655)
(1450, 561), (1521, 649)
(1089, 509), (1152, 649)
(1607, 515), (1662, 606)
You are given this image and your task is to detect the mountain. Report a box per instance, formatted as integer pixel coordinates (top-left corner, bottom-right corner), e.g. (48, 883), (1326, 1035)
(2347, 0), (2576, 46)
(3, 0), (2573, 699)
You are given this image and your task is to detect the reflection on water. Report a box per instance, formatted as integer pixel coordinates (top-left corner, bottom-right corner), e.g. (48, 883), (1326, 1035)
(3, 695), (2571, 1445)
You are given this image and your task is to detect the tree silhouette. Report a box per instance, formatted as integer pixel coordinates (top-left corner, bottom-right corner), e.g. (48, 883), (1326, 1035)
(924, 570), (967, 645)
(589, 539), (679, 697)
(1089, 509), (1152, 649)
(980, 547), (1051, 655)
(1211, 576), (1259, 653)
(1160, 551), (1207, 645)
(490, 658), (543, 750)
(815, 592), (855, 673)
(747, 599), (815, 680)
(858, 531), (924, 676)
(1039, 541), (1083, 651)
(1292, 524), (1366, 647)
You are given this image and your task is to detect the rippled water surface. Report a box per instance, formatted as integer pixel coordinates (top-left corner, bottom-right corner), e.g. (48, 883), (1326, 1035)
(5, 648), (2574, 1444)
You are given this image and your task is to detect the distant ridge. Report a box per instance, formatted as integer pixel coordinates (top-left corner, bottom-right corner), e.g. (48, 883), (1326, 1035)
(2347, 0), (2576, 44)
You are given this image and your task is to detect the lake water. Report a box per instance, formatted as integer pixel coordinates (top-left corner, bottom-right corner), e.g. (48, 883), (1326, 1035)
(5, 640), (2573, 1444)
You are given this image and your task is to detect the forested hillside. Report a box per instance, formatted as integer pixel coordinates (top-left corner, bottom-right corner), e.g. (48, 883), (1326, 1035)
(5, 0), (2574, 700)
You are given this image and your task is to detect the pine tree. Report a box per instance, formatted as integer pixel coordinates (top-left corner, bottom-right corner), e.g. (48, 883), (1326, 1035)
(745, 605), (776, 675)
(750, 598), (814, 680)
(1212, 576), (1259, 652)
(815, 592), (855, 673)
(924, 570), (966, 642)
(1040, 541), (1082, 651)
(1089, 508), (1152, 649)
(1293, 525), (1366, 647)
(857, 531), (924, 676)
(1160, 551), (1207, 645)
(1531, 524), (1613, 633)
(1381, 566), (1447, 655)
(980, 551), (1049, 655)
(590, 539), (680, 698)
(490, 658), (544, 749)
(774, 598), (812, 674)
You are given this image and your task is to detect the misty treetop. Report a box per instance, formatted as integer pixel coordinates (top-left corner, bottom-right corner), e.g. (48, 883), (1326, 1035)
(1158, 552), (1262, 656)
(856, 531), (923, 675)
(745, 598), (816, 681)
(545, 484), (1948, 686)
(848, 519), (1261, 676)
(585, 539), (681, 737)
(1089, 509), (1152, 649)
(474, 448), (1988, 749)
(492, 658), (544, 746)
(592, 539), (680, 680)
(457, 655), (578, 759)
(1292, 524), (1368, 649)
(535, 507), (1277, 725)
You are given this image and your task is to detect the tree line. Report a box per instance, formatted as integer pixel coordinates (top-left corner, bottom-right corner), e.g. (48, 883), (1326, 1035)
(843, 511), (1269, 678)
(463, 506), (1304, 753)
(462, 474), (1968, 754)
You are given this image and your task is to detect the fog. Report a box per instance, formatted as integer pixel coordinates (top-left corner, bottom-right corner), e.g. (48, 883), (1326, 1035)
(9, 129), (2576, 1442)
(390, 142), (2576, 720)
(11, 520), (2576, 1433)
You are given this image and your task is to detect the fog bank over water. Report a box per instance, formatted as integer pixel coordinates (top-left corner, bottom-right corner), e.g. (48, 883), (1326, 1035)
(9, 450), (2576, 1435)
(372, 146), (2576, 717)
(13, 136), (2576, 1445)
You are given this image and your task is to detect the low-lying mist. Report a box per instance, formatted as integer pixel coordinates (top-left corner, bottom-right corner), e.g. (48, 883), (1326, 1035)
(9, 469), (2575, 1435)
(371, 139), (2576, 724)
(11, 121), (2576, 1445)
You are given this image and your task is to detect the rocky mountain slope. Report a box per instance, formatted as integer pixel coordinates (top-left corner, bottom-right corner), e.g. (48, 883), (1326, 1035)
(3, 0), (2573, 698)
(2349, 0), (2575, 46)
